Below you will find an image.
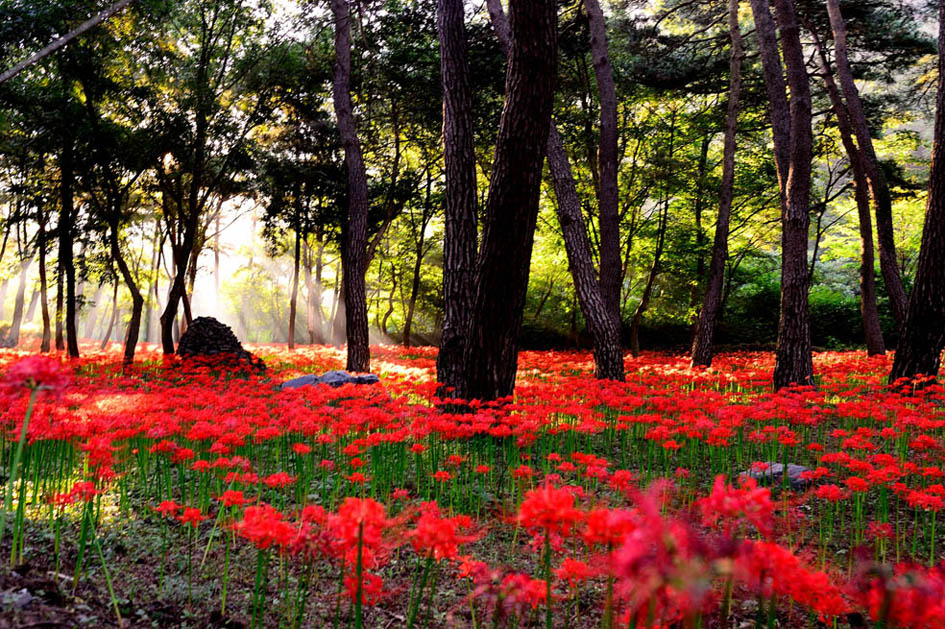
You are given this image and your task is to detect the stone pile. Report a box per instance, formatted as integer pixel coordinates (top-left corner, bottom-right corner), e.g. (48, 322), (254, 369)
(177, 316), (265, 371)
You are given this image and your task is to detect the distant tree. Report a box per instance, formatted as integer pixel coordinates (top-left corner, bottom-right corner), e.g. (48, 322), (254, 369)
(691, 0), (743, 368)
(749, 0), (815, 389)
(330, 0), (371, 372)
(889, 0), (945, 383)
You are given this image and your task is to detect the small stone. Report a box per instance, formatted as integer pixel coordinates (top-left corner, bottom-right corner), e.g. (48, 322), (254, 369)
(279, 370), (380, 390)
(742, 461), (811, 490)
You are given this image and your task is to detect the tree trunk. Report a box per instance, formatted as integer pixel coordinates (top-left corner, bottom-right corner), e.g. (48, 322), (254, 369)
(691, 134), (710, 308)
(630, 198), (668, 356)
(436, 0), (480, 393)
(5, 254), (30, 347)
(810, 25), (884, 355)
(25, 290), (39, 324)
(331, 0), (370, 372)
(59, 143), (80, 357)
(584, 0), (621, 323)
(403, 171), (433, 348)
(458, 0), (558, 401)
(38, 220), (51, 353)
(55, 267), (64, 350)
(889, 1), (945, 384)
(110, 221), (144, 365)
(381, 262), (397, 337)
(750, 0), (814, 389)
(488, 0), (624, 381)
(84, 285), (104, 339)
(100, 280), (118, 351)
(826, 0), (908, 326)
(691, 0), (743, 368)
(289, 227), (301, 350)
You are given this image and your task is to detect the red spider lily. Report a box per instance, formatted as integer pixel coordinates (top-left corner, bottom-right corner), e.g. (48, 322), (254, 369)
(582, 507), (636, 549)
(232, 504), (296, 550)
(344, 572), (385, 605)
(0, 356), (69, 396)
(856, 563), (945, 627)
(698, 475), (774, 538)
(292, 442), (312, 455)
(410, 501), (479, 561)
(815, 484), (849, 502)
(734, 541), (849, 619)
(154, 500), (180, 517)
(218, 490), (250, 507)
(555, 558), (594, 587)
(263, 472), (297, 488)
(517, 483), (583, 538)
(179, 507), (209, 528)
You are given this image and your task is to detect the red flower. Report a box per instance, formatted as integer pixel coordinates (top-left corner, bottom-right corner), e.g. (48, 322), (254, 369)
(179, 507), (209, 528)
(517, 483), (583, 537)
(1, 356), (69, 396)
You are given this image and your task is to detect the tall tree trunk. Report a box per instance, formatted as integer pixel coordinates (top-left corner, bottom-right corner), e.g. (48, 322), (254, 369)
(59, 143), (80, 357)
(331, 0), (370, 372)
(84, 285), (104, 339)
(288, 227), (301, 350)
(110, 222), (144, 364)
(749, 0), (814, 389)
(488, 0), (624, 381)
(826, 0), (908, 326)
(458, 0), (558, 401)
(631, 109), (676, 356)
(436, 0), (480, 392)
(810, 25), (884, 355)
(889, 1), (945, 383)
(38, 219), (51, 353)
(25, 290), (39, 324)
(381, 262), (397, 337)
(584, 0), (621, 322)
(100, 280), (118, 351)
(5, 254), (30, 347)
(691, 134), (711, 308)
(55, 267), (64, 350)
(403, 171), (433, 348)
(630, 198), (668, 356)
(691, 0), (743, 367)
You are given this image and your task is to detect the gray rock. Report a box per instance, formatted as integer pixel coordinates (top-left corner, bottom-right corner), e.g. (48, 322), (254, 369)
(280, 370), (380, 390)
(742, 462), (811, 490)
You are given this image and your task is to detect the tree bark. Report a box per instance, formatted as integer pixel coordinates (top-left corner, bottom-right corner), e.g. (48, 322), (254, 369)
(109, 221), (144, 365)
(55, 266), (64, 350)
(809, 25), (884, 355)
(58, 142), (80, 357)
(749, 0), (814, 389)
(38, 218), (51, 353)
(584, 0), (622, 323)
(403, 170), (433, 348)
(630, 197), (668, 356)
(4, 253), (30, 348)
(889, 1), (945, 384)
(288, 227), (301, 350)
(100, 280), (118, 351)
(458, 0), (558, 401)
(488, 0), (624, 381)
(691, 0), (743, 368)
(826, 0), (908, 327)
(436, 0), (480, 393)
(331, 0), (370, 372)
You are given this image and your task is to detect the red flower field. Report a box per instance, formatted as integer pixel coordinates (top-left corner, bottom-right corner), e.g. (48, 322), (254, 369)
(2, 345), (945, 627)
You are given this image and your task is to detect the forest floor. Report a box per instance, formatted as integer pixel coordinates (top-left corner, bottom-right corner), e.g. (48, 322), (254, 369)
(0, 344), (941, 627)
